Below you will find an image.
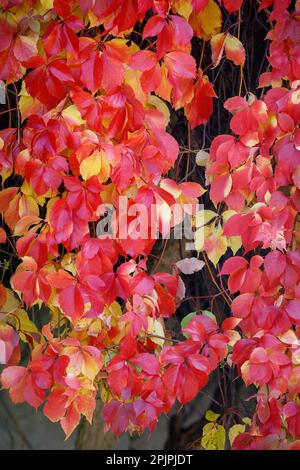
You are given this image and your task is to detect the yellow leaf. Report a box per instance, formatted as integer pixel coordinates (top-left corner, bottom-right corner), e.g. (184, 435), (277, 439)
(201, 423), (226, 450)
(19, 93), (44, 121)
(80, 150), (103, 181)
(99, 380), (112, 403)
(147, 95), (170, 127)
(21, 180), (46, 206)
(173, 0), (193, 20)
(205, 410), (220, 422)
(229, 424), (245, 446)
(190, 0), (222, 41)
(87, 318), (102, 337)
(124, 68), (146, 103)
(108, 301), (122, 319)
(39, 0), (54, 9)
(61, 253), (77, 276)
(195, 209), (217, 229)
(19, 194), (40, 218)
(15, 309), (41, 346)
(195, 224), (210, 252)
(74, 318), (93, 331)
(227, 235), (242, 255)
(17, 309), (38, 333)
(87, 10), (101, 28)
(62, 105), (85, 126)
(82, 353), (101, 381)
(102, 301), (122, 328)
(147, 317), (165, 347)
(0, 288), (20, 322)
(99, 153), (110, 183)
(3, 289), (20, 314)
(242, 417), (252, 425)
(204, 224), (228, 266)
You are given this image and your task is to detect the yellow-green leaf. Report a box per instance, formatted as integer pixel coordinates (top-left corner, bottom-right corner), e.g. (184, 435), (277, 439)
(229, 424), (245, 446)
(242, 417), (252, 425)
(205, 409), (220, 422)
(201, 423), (226, 450)
(15, 309), (41, 346)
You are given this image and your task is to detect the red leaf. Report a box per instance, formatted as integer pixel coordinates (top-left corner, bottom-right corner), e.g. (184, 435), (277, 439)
(0, 227), (6, 243)
(143, 16), (165, 39)
(129, 50), (157, 71)
(264, 251), (286, 284)
(13, 35), (37, 62)
(192, 0), (209, 12)
(0, 19), (14, 53)
(286, 300), (300, 324)
(231, 293), (255, 319)
(59, 284), (85, 322)
(220, 256), (248, 275)
(224, 34), (245, 66)
(44, 388), (68, 422)
(61, 403), (81, 438)
(185, 72), (217, 128)
(164, 51), (196, 109)
(1, 366), (27, 389)
(210, 173), (232, 205)
(221, 0), (243, 12)
(46, 270), (76, 289)
(131, 353), (160, 375)
(0, 325), (19, 365)
(49, 199), (73, 244)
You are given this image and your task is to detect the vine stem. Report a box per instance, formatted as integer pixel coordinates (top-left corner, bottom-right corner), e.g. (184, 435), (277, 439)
(238, 8), (244, 96)
(185, 123), (191, 181)
(199, 40), (205, 69)
(152, 238), (168, 273)
(0, 248), (18, 258)
(203, 251), (232, 307)
(143, 334), (180, 344)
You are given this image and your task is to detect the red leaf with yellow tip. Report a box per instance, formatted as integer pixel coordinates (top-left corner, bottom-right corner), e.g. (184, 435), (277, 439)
(211, 33), (245, 67)
(224, 34), (246, 66)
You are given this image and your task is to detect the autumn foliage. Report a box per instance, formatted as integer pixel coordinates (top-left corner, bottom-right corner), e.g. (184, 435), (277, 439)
(0, 0), (300, 450)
